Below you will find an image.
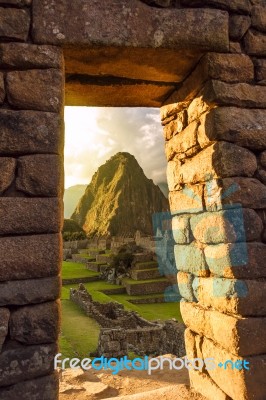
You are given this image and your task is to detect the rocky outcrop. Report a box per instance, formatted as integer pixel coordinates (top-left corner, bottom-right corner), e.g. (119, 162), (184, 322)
(71, 152), (169, 237)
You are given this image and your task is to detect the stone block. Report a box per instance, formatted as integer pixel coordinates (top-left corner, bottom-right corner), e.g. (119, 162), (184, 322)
(251, 5), (266, 32)
(0, 110), (63, 155)
(0, 342), (57, 387)
(0, 158), (16, 194)
(181, 0), (251, 13)
(202, 337), (266, 400)
(244, 29), (266, 56)
(177, 271), (196, 302)
(0, 308), (9, 353)
(198, 107), (266, 151)
(181, 301), (266, 356)
(167, 142), (257, 186)
(204, 242), (266, 279)
(190, 208), (262, 244)
(229, 15), (251, 40)
(16, 155), (63, 197)
(0, 276), (60, 306)
(169, 185), (204, 215)
(174, 242), (209, 277)
(6, 69), (64, 113)
(229, 41), (242, 54)
(165, 121), (199, 161)
(0, 8), (30, 41)
(0, 234), (61, 281)
(202, 80), (266, 108)
(10, 301), (60, 344)
(0, 373), (59, 400)
(0, 198), (62, 235)
(254, 58), (266, 82)
(172, 215), (192, 244)
(193, 276), (266, 316)
(0, 43), (63, 69)
(163, 111), (187, 141)
(32, 2), (228, 52)
(189, 369), (230, 400)
(0, 0), (31, 5)
(203, 177), (266, 211)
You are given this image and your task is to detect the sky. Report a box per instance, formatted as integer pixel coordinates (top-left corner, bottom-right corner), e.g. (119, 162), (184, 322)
(64, 106), (167, 189)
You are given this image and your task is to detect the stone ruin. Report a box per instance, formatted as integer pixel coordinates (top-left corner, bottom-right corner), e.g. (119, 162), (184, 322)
(70, 284), (185, 358)
(0, 1), (265, 399)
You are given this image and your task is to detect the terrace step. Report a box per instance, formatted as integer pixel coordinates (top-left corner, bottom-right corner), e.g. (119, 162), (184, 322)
(122, 277), (170, 296)
(131, 261), (159, 271)
(72, 254), (96, 263)
(86, 261), (107, 272)
(132, 253), (154, 264)
(96, 254), (114, 263)
(130, 268), (162, 280)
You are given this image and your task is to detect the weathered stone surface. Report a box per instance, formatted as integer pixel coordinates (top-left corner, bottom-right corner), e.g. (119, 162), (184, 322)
(66, 78), (176, 108)
(161, 54), (253, 121)
(169, 185), (204, 215)
(177, 272), (196, 302)
(251, 5), (266, 32)
(0, 308), (9, 353)
(189, 369), (230, 400)
(181, 0), (251, 13)
(0, 342), (57, 387)
(229, 15), (251, 40)
(0, 198), (62, 235)
(174, 242), (209, 277)
(204, 177), (266, 211)
(254, 58), (266, 82)
(0, 0), (31, 5)
(0, 110), (63, 155)
(256, 168), (266, 184)
(0, 276), (60, 306)
(163, 111), (188, 141)
(229, 41), (242, 54)
(204, 242), (266, 279)
(194, 276), (266, 316)
(0, 43), (63, 69)
(33, 2), (228, 52)
(167, 142), (257, 187)
(10, 301), (60, 344)
(181, 301), (266, 356)
(0, 8), (30, 41)
(244, 29), (266, 56)
(0, 158), (16, 195)
(0, 373), (59, 400)
(202, 80), (266, 108)
(16, 155), (63, 197)
(172, 215), (192, 244)
(0, 73), (5, 104)
(165, 121), (200, 161)
(6, 69), (63, 112)
(198, 107), (266, 151)
(260, 150), (266, 167)
(0, 234), (61, 281)
(202, 337), (266, 400)
(190, 208), (263, 244)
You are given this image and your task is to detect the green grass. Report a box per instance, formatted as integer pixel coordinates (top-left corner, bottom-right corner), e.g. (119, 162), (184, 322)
(78, 254), (96, 259)
(122, 277), (167, 285)
(59, 299), (100, 359)
(62, 261), (99, 279)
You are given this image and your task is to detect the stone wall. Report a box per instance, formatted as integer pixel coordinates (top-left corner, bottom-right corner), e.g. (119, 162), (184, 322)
(0, 1), (64, 399)
(161, 3), (266, 399)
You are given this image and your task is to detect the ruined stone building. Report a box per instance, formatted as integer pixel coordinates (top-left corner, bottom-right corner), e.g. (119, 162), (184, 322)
(0, 0), (265, 399)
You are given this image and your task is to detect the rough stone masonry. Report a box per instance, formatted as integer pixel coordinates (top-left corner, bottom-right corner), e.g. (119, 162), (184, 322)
(0, 0), (265, 399)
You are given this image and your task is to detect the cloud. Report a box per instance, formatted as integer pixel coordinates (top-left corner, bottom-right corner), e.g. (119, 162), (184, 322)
(64, 107), (167, 188)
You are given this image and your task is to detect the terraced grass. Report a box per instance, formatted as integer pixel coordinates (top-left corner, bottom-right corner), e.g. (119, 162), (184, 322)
(62, 261), (99, 279)
(59, 299), (100, 359)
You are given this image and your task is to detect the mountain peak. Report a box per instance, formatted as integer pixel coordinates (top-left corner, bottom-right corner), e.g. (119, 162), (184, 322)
(71, 152), (169, 237)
